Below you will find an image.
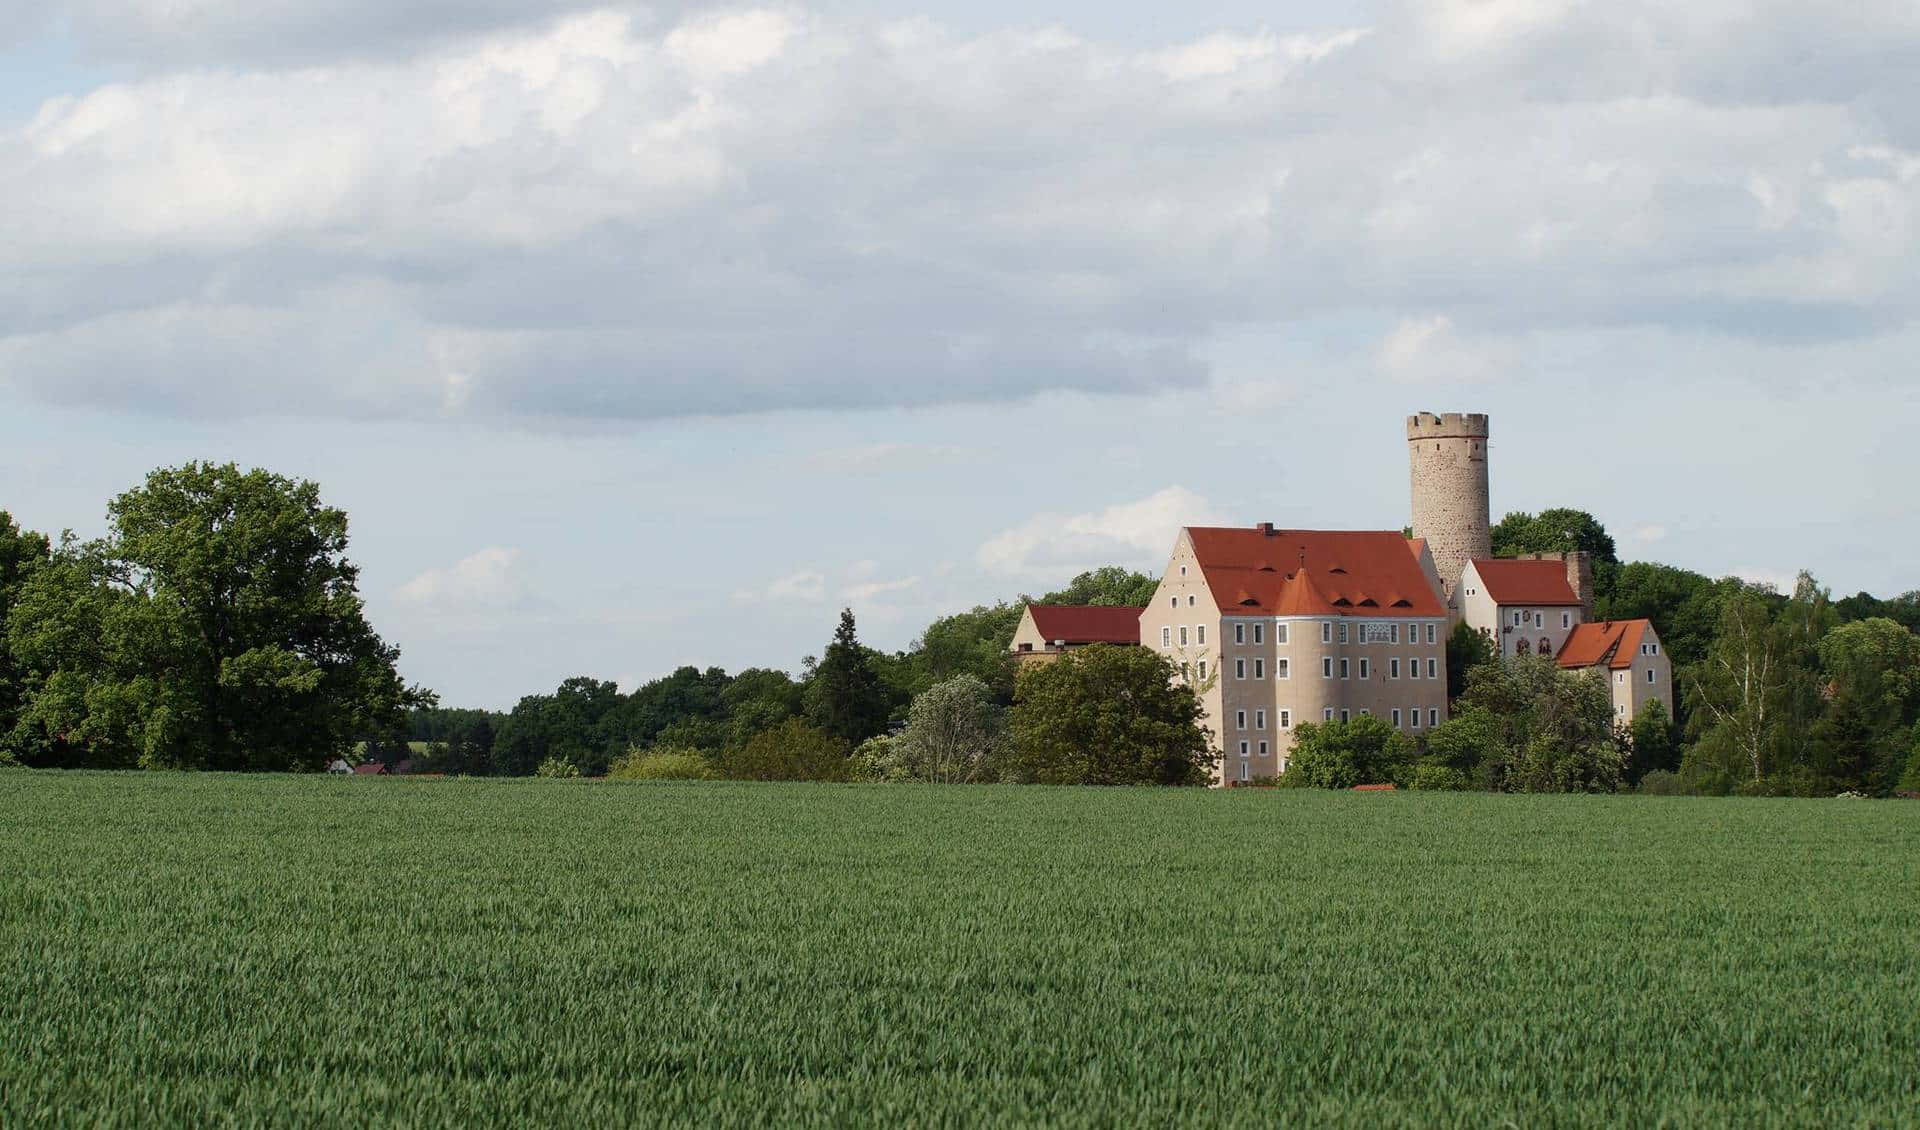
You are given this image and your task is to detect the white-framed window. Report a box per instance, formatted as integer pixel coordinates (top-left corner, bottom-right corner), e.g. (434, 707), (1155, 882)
(1408, 656), (1420, 679)
(1647, 668), (1657, 684)
(1180, 626), (1189, 646)
(1198, 660), (1208, 681)
(1360, 622), (1393, 645)
(1359, 658), (1371, 679)
(1535, 611), (1545, 628)
(1255, 710), (1266, 730)
(1617, 703), (1627, 717)
(1238, 759), (1251, 781)
(1426, 658), (1438, 679)
(1161, 627), (1171, 647)
(1339, 623), (1350, 644)
(1410, 708), (1422, 730)
(1616, 672), (1626, 685)
(1563, 612), (1572, 629)
(1427, 623), (1437, 645)
(1340, 709), (1352, 722)
(1323, 708), (1334, 721)
(1276, 624), (1289, 645)
(1234, 623), (1245, 645)
(1390, 658), (1401, 679)
(1236, 710), (1247, 729)
(1188, 595), (1196, 607)
(1390, 624), (1400, 644)
(1513, 611), (1523, 627)
(1180, 565), (1187, 576)
(1392, 708), (1402, 727)
(1280, 710), (1292, 729)
(1196, 625), (1206, 645)
(1360, 708), (1371, 716)
(1322, 622), (1333, 643)
(1277, 659), (1290, 679)
(1651, 643), (1660, 656)
(1239, 740), (1250, 757)
(1170, 597), (1177, 609)
(1340, 658), (1351, 679)
(1235, 658), (1247, 680)
(1428, 708), (1439, 727)
(1254, 659), (1265, 679)
(1253, 624), (1264, 645)
(1322, 657), (1334, 679)
(1258, 740), (1269, 757)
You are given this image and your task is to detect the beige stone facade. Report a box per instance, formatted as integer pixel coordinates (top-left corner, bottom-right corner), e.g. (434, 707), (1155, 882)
(1558, 620), (1675, 726)
(1408, 412), (1491, 610)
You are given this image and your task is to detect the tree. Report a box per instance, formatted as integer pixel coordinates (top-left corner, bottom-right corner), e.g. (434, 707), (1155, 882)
(1005, 645), (1213, 786)
(492, 676), (623, 776)
(1280, 716), (1413, 789)
(5, 465), (425, 771)
(1597, 563), (1742, 668)
(908, 602), (1025, 700)
(1810, 618), (1920, 793)
(1683, 580), (1826, 793)
(1447, 657), (1625, 792)
(1626, 699), (1680, 783)
(896, 674), (1004, 783)
(1445, 621), (1495, 701)
(805, 609), (891, 744)
(718, 717), (858, 782)
(1490, 509), (1618, 564)
(0, 513), (51, 765)
(1041, 567), (1158, 608)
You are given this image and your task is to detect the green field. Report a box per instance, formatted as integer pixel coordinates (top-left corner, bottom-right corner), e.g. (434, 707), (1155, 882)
(2, 775), (1915, 1127)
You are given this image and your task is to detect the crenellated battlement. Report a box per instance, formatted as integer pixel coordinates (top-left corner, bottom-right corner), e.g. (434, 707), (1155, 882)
(1407, 412), (1490, 440)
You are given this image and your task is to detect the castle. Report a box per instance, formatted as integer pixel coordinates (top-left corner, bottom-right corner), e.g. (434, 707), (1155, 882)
(1010, 412), (1674, 784)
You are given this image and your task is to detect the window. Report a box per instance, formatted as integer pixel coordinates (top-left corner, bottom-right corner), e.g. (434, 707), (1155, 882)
(1322, 657), (1334, 678)
(1170, 597), (1177, 609)
(1276, 624), (1289, 645)
(1617, 704), (1627, 717)
(1427, 623), (1437, 645)
(1392, 709), (1402, 728)
(1198, 661), (1208, 681)
(1277, 659), (1290, 679)
(1255, 710), (1266, 730)
(1234, 623), (1245, 645)
(1563, 612), (1572, 629)
(1258, 740), (1269, 756)
(1253, 624), (1264, 645)
(1428, 708), (1439, 727)
(1534, 611), (1545, 629)
(1426, 658), (1438, 680)
(1340, 658), (1350, 679)
(1339, 623), (1350, 644)
(1651, 643), (1660, 656)
(1323, 708), (1334, 721)
(1235, 658), (1246, 680)
(1361, 622), (1393, 644)
(1359, 708), (1370, 716)
(1196, 625), (1206, 645)
(1390, 658), (1401, 679)
(1322, 622), (1333, 643)
(1236, 710), (1247, 730)
(1513, 611), (1523, 627)
(1180, 565), (1187, 576)
(1391, 624), (1401, 644)
(1280, 710), (1292, 729)
(1179, 626), (1189, 646)
(1161, 627), (1171, 647)
(1617, 672), (1626, 685)
(1340, 709), (1351, 722)
(1647, 668), (1657, 684)
(1408, 657), (1420, 679)
(1359, 658), (1371, 679)
(1238, 759), (1251, 781)
(1239, 740), (1249, 757)
(1188, 595), (1196, 607)
(1253, 659), (1265, 679)
(1410, 708), (1422, 730)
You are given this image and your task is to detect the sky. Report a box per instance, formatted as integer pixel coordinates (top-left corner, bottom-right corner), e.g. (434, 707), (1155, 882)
(2, 1), (1918, 708)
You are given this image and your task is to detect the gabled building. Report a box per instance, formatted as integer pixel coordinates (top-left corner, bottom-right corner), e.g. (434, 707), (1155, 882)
(1140, 524), (1451, 784)
(1557, 619), (1674, 724)
(1009, 604), (1144, 662)
(1459, 553), (1595, 660)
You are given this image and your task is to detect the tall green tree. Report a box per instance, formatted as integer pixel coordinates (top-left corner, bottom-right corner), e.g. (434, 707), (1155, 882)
(1490, 509), (1618, 564)
(1041, 566), (1158, 607)
(1445, 620), (1495, 700)
(0, 513), (52, 765)
(1006, 644), (1213, 786)
(1281, 716), (1414, 789)
(805, 609), (891, 744)
(1683, 577), (1828, 793)
(5, 464), (425, 771)
(1440, 656), (1625, 793)
(1810, 618), (1920, 793)
(896, 674), (1005, 784)
(1626, 699), (1681, 783)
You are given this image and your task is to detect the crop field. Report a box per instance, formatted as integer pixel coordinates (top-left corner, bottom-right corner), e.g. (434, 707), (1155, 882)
(2, 775), (1915, 1128)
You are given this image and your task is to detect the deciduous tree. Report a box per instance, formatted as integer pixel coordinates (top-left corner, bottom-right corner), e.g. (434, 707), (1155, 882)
(1006, 645), (1212, 786)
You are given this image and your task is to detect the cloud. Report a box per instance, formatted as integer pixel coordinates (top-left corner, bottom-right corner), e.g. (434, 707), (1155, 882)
(733, 569), (827, 604)
(398, 546), (533, 609)
(4, 5), (1920, 423)
(842, 576), (919, 601)
(979, 486), (1229, 579)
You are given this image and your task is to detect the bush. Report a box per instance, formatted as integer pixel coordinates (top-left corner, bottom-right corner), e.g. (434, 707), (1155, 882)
(1006, 645), (1212, 786)
(1636, 770), (1686, 796)
(533, 756), (580, 779)
(607, 748), (716, 781)
(1280, 717), (1414, 790)
(853, 735), (911, 783)
(717, 718), (858, 782)
(1406, 762), (1471, 792)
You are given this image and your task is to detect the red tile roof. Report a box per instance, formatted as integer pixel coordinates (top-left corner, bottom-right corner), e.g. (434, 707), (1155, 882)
(1026, 604), (1145, 645)
(1471, 559), (1581, 606)
(1188, 527), (1447, 618)
(1557, 620), (1651, 671)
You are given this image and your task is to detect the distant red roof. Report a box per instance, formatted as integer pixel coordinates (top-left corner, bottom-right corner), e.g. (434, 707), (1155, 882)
(1558, 620), (1651, 671)
(1471, 559), (1581, 606)
(351, 762), (388, 775)
(1190, 527), (1446, 618)
(1026, 604), (1145, 645)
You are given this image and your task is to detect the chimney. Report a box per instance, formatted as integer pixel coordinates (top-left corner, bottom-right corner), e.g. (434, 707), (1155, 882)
(1566, 552), (1595, 619)
(1256, 522), (1276, 536)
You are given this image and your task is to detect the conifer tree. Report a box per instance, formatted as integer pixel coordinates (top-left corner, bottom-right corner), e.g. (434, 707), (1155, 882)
(805, 609), (891, 743)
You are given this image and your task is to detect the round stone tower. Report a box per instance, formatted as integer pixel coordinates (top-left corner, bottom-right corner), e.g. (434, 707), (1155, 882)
(1407, 412), (1491, 605)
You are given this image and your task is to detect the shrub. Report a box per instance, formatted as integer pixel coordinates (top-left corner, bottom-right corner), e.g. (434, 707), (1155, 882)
(1005, 645), (1212, 786)
(1281, 717), (1414, 790)
(533, 756), (580, 779)
(896, 675), (1005, 783)
(717, 718), (857, 782)
(1636, 770), (1686, 796)
(607, 748), (717, 781)
(1406, 763), (1471, 792)
(853, 735), (911, 783)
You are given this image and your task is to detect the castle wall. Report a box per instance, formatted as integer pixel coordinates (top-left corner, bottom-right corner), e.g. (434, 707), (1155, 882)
(1407, 412), (1491, 607)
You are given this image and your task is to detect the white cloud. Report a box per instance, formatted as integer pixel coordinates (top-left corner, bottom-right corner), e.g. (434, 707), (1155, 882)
(1376, 315), (1515, 384)
(733, 569), (828, 604)
(398, 546), (532, 608)
(979, 486), (1229, 579)
(843, 576), (920, 601)
(1732, 566), (1798, 594)
(665, 9), (797, 78)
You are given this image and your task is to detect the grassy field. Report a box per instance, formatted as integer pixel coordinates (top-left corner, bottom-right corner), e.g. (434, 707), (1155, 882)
(1, 774), (1915, 1128)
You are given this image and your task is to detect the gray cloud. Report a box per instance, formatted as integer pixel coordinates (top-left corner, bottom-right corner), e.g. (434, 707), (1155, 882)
(2, 4), (1918, 423)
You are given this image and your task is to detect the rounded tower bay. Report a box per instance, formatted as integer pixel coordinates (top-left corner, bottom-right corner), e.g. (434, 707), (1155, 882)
(1407, 412), (1491, 605)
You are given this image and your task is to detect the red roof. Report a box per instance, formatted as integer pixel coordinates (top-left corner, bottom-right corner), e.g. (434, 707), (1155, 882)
(1471, 559), (1581, 606)
(1557, 620), (1651, 671)
(1026, 604), (1145, 645)
(351, 762), (388, 775)
(1189, 527), (1446, 618)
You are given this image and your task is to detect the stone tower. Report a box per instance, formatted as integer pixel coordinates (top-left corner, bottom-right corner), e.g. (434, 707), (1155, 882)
(1407, 412), (1491, 605)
